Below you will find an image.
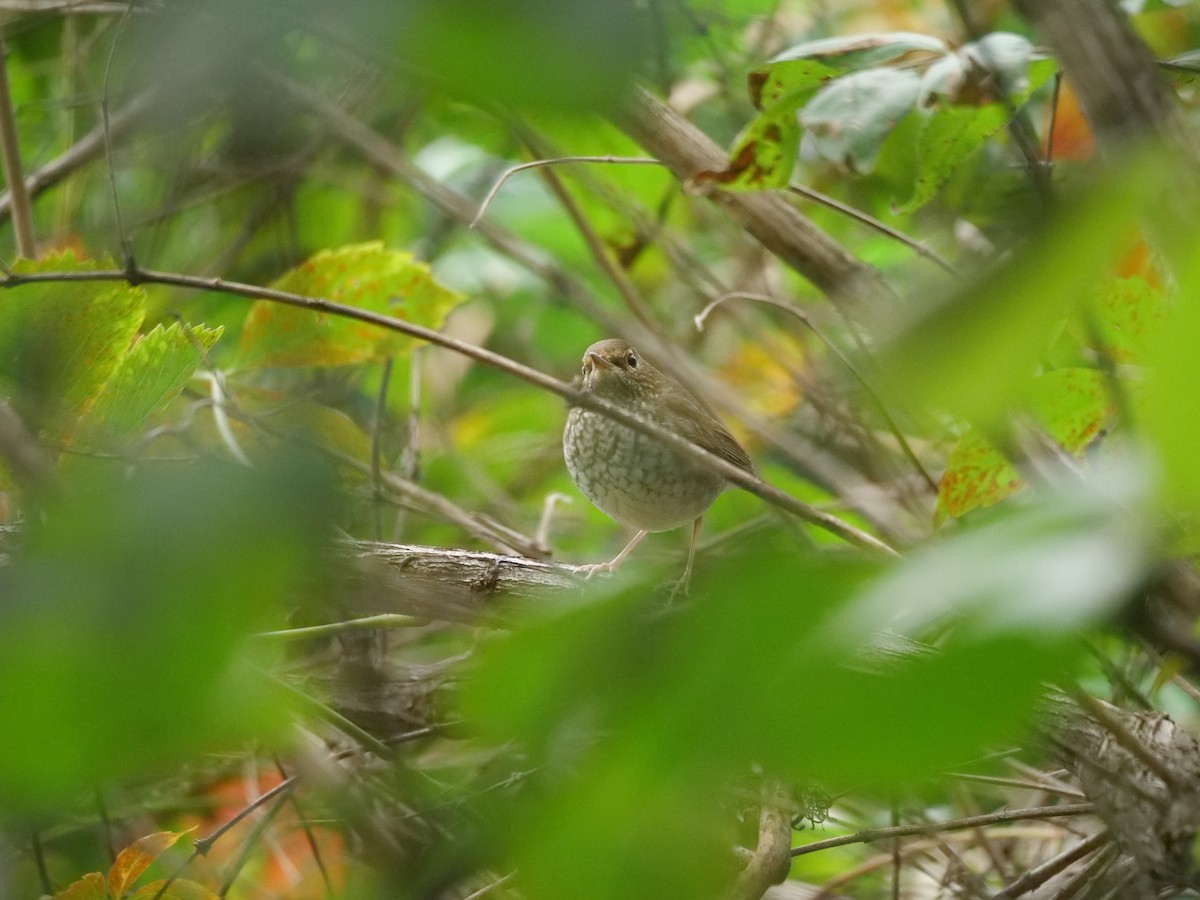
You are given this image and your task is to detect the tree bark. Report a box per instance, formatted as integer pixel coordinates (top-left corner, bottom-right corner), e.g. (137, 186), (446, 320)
(617, 87), (895, 314)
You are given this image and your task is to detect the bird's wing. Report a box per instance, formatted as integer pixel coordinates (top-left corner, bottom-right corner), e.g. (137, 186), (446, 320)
(662, 390), (756, 476)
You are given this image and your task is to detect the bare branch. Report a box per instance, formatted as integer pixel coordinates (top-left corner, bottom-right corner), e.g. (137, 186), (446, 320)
(471, 154), (660, 228)
(0, 41), (35, 256)
(617, 87), (896, 314)
(0, 91), (153, 222)
(0, 265), (899, 556)
(790, 804), (1096, 857)
(730, 780), (793, 900)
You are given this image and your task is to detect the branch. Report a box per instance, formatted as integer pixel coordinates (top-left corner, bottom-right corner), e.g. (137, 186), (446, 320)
(0, 265), (898, 556)
(789, 803), (1095, 857)
(730, 780), (793, 900)
(1012, 0), (1197, 162)
(0, 91), (154, 223)
(616, 87), (895, 313)
(990, 829), (1110, 899)
(0, 41), (35, 256)
(338, 540), (578, 624)
(0, 398), (52, 488)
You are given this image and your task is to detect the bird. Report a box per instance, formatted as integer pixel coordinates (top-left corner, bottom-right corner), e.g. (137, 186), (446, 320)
(562, 338), (755, 589)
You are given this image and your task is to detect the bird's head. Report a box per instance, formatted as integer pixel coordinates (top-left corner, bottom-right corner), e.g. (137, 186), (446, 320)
(578, 339), (662, 401)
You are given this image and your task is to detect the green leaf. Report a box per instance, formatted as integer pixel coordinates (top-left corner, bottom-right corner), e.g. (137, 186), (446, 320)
(937, 428), (1022, 520)
(1138, 219), (1200, 514)
(0, 251), (145, 439)
(81, 322), (223, 445)
(898, 104), (1007, 214)
(800, 68), (921, 173)
(879, 161), (1161, 426)
(238, 242), (462, 368)
(693, 106), (800, 190)
(938, 369), (1114, 519)
(747, 57), (838, 111)
(1083, 275), (1167, 365)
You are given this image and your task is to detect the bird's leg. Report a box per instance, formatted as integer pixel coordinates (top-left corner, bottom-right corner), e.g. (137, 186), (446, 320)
(573, 529), (648, 578)
(668, 516), (704, 601)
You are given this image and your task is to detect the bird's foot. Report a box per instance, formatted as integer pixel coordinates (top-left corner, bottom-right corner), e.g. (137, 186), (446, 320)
(665, 575), (692, 604)
(570, 561), (616, 580)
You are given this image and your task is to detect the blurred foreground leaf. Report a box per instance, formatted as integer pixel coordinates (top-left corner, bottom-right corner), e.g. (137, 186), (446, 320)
(0, 453), (339, 808)
(461, 466), (1148, 899)
(879, 159), (1164, 426)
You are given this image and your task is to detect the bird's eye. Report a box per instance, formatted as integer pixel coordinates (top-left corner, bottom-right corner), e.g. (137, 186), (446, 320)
(626, 352), (637, 368)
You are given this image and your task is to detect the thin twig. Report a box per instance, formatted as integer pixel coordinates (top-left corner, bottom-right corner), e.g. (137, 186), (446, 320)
(535, 492), (572, 555)
(30, 831), (52, 895)
(1045, 843), (1117, 900)
(471, 155), (660, 228)
(890, 802), (901, 900)
(947, 0), (1053, 204)
(100, 1), (135, 265)
(0, 40), (36, 256)
(95, 788), (117, 864)
(511, 132), (659, 329)
(990, 829), (1109, 899)
(0, 1), (135, 11)
(461, 872), (516, 900)
(0, 265), (899, 556)
(947, 772), (1086, 801)
(0, 398), (53, 488)
(1045, 70), (1064, 163)
(255, 613), (425, 641)
(0, 91), (155, 222)
(696, 291), (938, 494)
(371, 357), (394, 541)
(260, 669), (394, 758)
(786, 184), (960, 278)
(216, 791), (291, 898)
(195, 777), (295, 856)
(273, 758), (335, 900)
(790, 803), (1095, 857)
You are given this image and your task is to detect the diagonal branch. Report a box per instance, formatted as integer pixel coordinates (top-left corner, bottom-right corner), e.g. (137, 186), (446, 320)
(616, 86), (895, 313)
(0, 264), (898, 556)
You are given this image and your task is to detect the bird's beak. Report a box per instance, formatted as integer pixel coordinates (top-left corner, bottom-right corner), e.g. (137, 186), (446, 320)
(584, 351), (612, 371)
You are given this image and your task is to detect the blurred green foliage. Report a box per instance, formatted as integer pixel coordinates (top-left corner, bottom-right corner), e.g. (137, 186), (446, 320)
(0, 0), (1197, 898)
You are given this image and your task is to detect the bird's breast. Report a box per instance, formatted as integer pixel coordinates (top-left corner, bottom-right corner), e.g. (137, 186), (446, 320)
(563, 408), (724, 532)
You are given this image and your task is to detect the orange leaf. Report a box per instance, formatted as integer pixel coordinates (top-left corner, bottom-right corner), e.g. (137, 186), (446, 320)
(108, 830), (193, 898)
(51, 872), (106, 900)
(1046, 79), (1093, 163)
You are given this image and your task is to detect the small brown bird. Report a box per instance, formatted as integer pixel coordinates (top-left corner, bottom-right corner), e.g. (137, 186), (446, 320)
(562, 338), (755, 587)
